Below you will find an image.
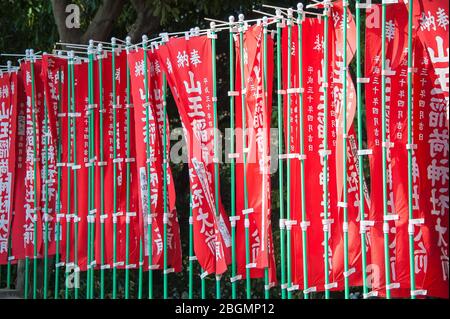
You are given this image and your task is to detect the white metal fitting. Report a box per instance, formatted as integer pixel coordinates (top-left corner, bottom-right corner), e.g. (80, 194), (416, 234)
(276, 9), (282, 18)
(142, 35), (148, 43)
(287, 8), (294, 18)
(262, 16), (268, 26)
(111, 37), (116, 46)
(297, 3), (304, 12)
(125, 36), (132, 46)
(210, 22), (216, 30)
(238, 14), (245, 22)
(229, 15), (235, 23)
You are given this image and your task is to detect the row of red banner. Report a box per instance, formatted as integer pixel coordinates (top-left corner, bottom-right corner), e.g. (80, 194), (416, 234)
(0, 0), (448, 298)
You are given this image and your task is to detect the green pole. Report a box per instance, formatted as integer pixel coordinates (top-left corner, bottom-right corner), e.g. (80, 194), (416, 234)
(322, 2), (331, 300)
(188, 191), (194, 299)
(5, 61), (14, 291)
(210, 22), (222, 300)
(54, 64), (63, 299)
(381, 1), (392, 300)
(43, 82), (50, 300)
(23, 51), (30, 300)
(142, 35), (153, 300)
(355, 0), (369, 297)
(124, 36), (133, 300)
(97, 44), (106, 300)
(275, 10), (287, 300)
(262, 16), (270, 300)
(29, 49), (38, 300)
(70, 51), (79, 300)
(162, 69), (169, 300)
(228, 15), (238, 300)
(341, 0), (350, 300)
(64, 51), (73, 300)
(406, 0), (417, 300)
(111, 38), (119, 300)
(86, 42), (95, 300)
(296, 4), (310, 300)
(201, 267), (206, 299)
(237, 13), (252, 300)
(286, 9), (293, 300)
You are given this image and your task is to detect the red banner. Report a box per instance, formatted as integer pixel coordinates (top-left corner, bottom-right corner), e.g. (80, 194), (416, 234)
(234, 24), (277, 283)
(11, 61), (44, 259)
(365, 3), (410, 298)
(10, 71), (27, 261)
(413, 0), (449, 103)
(412, 37), (449, 298)
(156, 35), (231, 275)
(41, 55), (66, 256)
(0, 70), (18, 264)
(284, 8), (368, 292)
(127, 47), (182, 272)
(365, 3), (449, 298)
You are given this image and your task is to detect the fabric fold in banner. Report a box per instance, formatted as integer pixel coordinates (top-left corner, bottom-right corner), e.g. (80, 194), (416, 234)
(234, 23), (277, 282)
(156, 35), (231, 275)
(0, 70), (18, 264)
(127, 47), (182, 272)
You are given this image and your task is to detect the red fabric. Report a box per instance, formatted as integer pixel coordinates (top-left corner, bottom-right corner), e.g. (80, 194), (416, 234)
(234, 24), (277, 283)
(0, 71), (18, 264)
(412, 39), (449, 299)
(412, 0), (449, 103)
(156, 36), (231, 275)
(127, 48), (182, 272)
(41, 55), (67, 256)
(12, 61), (44, 259)
(365, 3), (410, 298)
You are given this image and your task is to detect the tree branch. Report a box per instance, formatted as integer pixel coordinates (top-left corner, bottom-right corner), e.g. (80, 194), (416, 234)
(51, 0), (126, 44)
(81, 0), (126, 43)
(51, 0), (83, 43)
(129, 0), (161, 43)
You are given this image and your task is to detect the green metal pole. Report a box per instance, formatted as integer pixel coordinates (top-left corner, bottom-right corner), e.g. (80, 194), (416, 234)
(201, 267), (206, 299)
(286, 9), (293, 300)
(70, 51), (79, 300)
(142, 35), (153, 300)
(97, 44), (106, 300)
(54, 65), (63, 299)
(6, 62), (14, 291)
(162, 70), (169, 300)
(342, 0), (350, 300)
(23, 51), (30, 300)
(111, 38), (119, 300)
(381, 2), (392, 300)
(238, 14), (252, 300)
(210, 22), (222, 300)
(124, 36), (133, 300)
(262, 16), (270, 300)
(188, 192), (194, 299)
(355, 0), (369, 298)
(43, 85), (50, 300)
(296, 4), (310, 300)
(228, 15), (238, 300)
(86, 42), (95, 300)
(29, 49), (38, 300)
(406, 0), (417, 300)
(64, 51), (73, 300)
(322, 3), (331, 300)
(275, 10), (287, 300)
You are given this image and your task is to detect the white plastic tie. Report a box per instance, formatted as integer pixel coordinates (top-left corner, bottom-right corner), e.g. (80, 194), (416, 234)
(344, 267), (356, 278)
(338, 202), (348, 208)
(228, 91), (239, 97)
(387, 282), (400, 290)
(411, 289), (427, 297)
(244, 218), (250, 229)
(230, 275), (242, 283)
(242, 208), (254, 215)
(285, 220), (298, 231)
(189, 256), (197, 261)
(287, 285), (299, 292)
(125, 264), (137, 270)
(164, 268), (175, 275)
(357, 149), (373, 156)
(246, 263), (257, 269)
(325, 282), (338, 290)
(303, 286), (317, 294)
(300, 221), (310, 231)
(406, 144), (417, 150)
(319, 149), (331, 157)
(100, 264), (111, 270)
(363, 291), (379, 298)
(357, 77), (370, 84)
(200, 271), (209, 279)
(279, 218), (286, 230)
(384, 214), (399, 221)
